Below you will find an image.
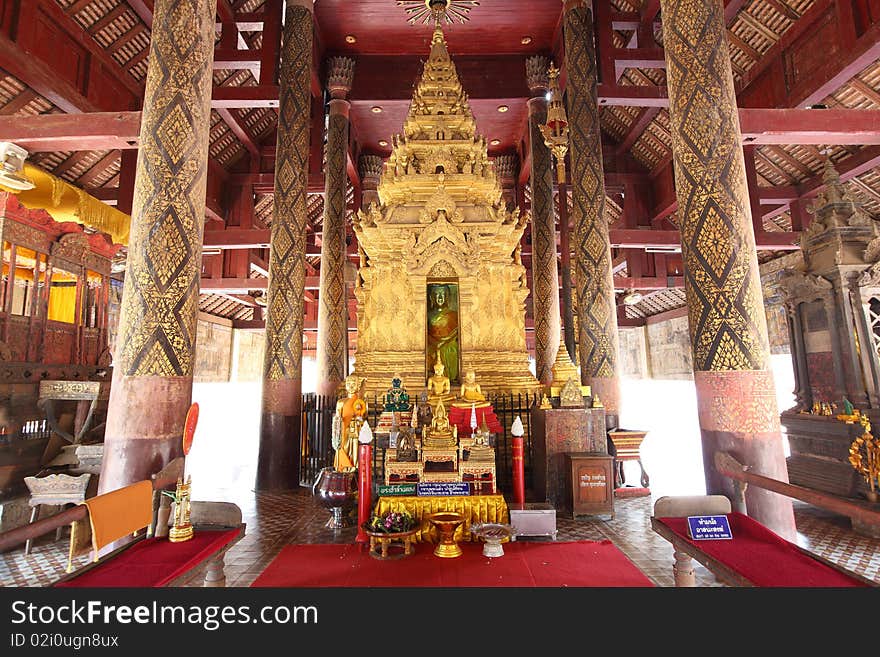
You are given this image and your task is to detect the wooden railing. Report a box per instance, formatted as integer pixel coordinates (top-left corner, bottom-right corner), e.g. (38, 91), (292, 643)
(714, 451), (880, 528)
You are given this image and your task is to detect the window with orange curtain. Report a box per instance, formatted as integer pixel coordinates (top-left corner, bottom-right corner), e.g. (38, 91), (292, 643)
(47, 267), (77, 324)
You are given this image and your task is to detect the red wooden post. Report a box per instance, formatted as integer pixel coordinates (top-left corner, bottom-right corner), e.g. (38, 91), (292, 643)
(511, 415), (525, 505)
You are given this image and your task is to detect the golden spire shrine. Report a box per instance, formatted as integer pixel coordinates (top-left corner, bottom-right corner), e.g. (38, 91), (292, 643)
(352, 24), (540, 395)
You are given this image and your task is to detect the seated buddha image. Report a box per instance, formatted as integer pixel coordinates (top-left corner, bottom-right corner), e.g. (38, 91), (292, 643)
(427, 353), (455, 406)
(452, 370), (490, 409)
(425, 397), (457, 447)
(383, 373), (411, 413)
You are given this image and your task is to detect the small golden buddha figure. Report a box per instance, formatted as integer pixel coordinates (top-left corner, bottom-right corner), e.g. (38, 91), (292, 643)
(452, 370), (490, 409)
(424, 397), (457, 448)
(427, 353), (455, 406)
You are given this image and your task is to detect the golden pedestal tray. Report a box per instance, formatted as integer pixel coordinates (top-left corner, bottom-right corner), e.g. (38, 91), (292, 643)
(365, 528), (419, 560)
(427, 512), (465, 558)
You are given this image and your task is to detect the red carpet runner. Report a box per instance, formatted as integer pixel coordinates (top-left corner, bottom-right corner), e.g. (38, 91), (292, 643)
(251, 540), (654, 587)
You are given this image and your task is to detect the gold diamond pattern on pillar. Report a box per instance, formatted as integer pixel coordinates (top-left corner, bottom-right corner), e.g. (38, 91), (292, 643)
(564, 4), (619, 383)
(528, 88), (560, 385)
(264, 4), (312, 382)
(316, 109), (349, 389)
(116, 0), (213, 377)
(661, 0), (770, 372)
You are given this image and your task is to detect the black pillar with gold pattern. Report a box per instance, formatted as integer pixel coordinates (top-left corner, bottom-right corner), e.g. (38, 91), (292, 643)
(257, 0), (313, 490)
(526, 56), (561, 387)
(316, 57), (354, 396)
(99, 0), (216, 493)
(661, 0), (795, 538)
(562, 0), (621, 425)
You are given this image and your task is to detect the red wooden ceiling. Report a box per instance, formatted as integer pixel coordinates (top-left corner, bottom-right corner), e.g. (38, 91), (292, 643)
(315, 0), (561, 56)
(350, 97), (528, 155)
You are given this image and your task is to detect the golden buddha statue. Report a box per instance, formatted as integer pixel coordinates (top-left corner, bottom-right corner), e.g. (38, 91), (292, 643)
(427, 353), (455, 406)
(332, 374), (367, 471)
(452, 370), (490, 409)
(424, 397), (457, 448)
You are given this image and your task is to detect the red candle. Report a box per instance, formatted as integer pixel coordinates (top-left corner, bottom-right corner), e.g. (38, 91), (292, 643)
(511, 415), (525, 504)
(355, 439), (373, 546)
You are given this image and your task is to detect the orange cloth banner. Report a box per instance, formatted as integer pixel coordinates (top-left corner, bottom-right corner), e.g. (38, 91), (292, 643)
(47, 283), (76, 323)
(82, 480), (153, 558)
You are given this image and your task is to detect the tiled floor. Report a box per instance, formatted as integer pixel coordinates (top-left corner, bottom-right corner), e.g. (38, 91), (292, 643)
(2, 489), (878, 588)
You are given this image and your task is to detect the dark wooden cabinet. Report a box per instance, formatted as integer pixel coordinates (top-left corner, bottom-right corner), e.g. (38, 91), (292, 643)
(564, 453), (614, 519)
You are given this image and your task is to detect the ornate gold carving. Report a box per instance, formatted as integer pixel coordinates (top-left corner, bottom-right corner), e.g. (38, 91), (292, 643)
(661, 0), (770, 372)
(559, 377), (584, 408)
(263, 4), (312, 383)
(564, 4), (619, 384)
(316, 92), (351, 391)
(539, 64), (569, 184)
(115, 0), (214, 377)
(529, 87), (561, 385)
(351, 24), (538, 394)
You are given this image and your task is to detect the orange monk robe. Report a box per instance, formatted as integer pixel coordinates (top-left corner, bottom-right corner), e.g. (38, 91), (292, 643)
(334, 394), (364, 471)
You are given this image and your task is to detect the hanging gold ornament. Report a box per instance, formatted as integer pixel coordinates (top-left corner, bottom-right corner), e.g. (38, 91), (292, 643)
(539, 64), (569, 185)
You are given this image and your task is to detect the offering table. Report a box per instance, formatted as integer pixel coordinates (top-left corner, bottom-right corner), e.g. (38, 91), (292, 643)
(373, 494), (508, 543)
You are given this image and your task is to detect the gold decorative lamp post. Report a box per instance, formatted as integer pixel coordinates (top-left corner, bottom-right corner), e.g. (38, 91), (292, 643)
(539, 64), (569, 185)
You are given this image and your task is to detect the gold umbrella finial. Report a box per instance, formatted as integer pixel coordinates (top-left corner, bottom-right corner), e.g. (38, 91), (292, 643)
(539, 63), (569, 185)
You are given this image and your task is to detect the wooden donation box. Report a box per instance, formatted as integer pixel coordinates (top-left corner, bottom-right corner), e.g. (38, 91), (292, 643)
(531, 407), (607, 510)
(564, 453), (614, 519)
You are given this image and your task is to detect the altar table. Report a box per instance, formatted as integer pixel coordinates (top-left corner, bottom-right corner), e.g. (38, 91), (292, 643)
(374, 494), (508, 543)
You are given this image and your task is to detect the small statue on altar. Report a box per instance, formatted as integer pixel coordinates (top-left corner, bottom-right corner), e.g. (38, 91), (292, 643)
(417, 391), (433, 428)
(540, 394), (552, 410)
(396, 414), (419, 462)
(333, 374), (367, 471)
(383, 374), (411, 412)
(425, 397), (457, 447)
(468, 416), (495, 462)
(427, 353), (455, 406)
(452, 370), (490, 409)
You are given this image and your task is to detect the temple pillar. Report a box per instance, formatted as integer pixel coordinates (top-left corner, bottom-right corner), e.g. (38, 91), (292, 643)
(359, 154), (384, 209)
(562, 1), (621, 424)
(99, 0), (216, 493)
(257, 0), (313, 490)
(316, 57), (354, 397)
(526, 56), (561, 386)
(661, 0), (795, 538)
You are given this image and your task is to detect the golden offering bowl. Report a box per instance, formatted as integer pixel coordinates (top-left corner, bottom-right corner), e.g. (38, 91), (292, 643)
(427, 512), (466, 558)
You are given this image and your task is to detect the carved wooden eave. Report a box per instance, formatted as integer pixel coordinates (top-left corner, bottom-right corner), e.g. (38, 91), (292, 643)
(776, 268), (833, 306)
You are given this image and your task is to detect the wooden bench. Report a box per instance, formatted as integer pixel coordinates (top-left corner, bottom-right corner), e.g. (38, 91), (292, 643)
(650, 494), (876, 587)
(54, 500), (244, 588)
(0, 465), (245, 587)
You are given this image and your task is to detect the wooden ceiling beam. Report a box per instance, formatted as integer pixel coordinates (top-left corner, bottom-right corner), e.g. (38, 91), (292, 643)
(88, 5), (129, 36)
(615, 107), (661, 155)
(0, 89), (38, 116)
(215, 108), (259, 157)
(77, 150), (121, 188)
(0, 111), (141, 151)
(124, 1), (154, 29)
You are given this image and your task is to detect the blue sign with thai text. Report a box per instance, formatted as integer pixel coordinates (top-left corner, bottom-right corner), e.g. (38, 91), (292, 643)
(686, 515), (733, 540)
(416, 482), (470, 497)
